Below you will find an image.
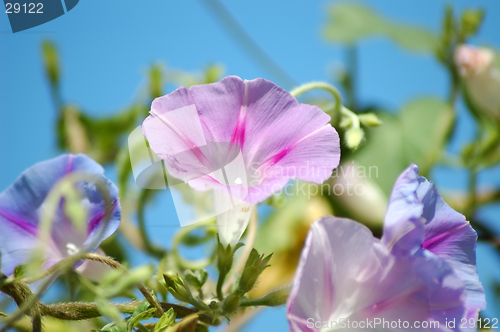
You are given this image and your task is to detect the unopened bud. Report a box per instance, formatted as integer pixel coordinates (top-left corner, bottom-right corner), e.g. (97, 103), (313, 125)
(455, 44), (494, 77)
(258, 288), (290, 307)
(217, 238), (243, 276)
(163, 274), (193, 303)
(455, 45), (500, 122)
(345, 127), (364, 150)
(358, 113), (382, 127)
(222, 293), (241, 315)
(238, 249), (272, 294)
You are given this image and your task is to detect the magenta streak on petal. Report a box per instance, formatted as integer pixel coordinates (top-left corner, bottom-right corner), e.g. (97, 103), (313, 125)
(362, 283), (422, 317)
(230, 81), (249, 148)
(230, 118), (246, 148)
(255, 146), (292, 182)
(65, 154), (74, 175)
(150, 110), (210, 168)
(255, 124), (331, 181)
(87, 200), (118, 235)
(0, 209), (38, 236)
(422, 223), (468, 250)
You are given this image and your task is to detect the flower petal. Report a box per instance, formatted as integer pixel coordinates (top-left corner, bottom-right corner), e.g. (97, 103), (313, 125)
(142, 76), (340, 204)
(287, 217), (382, 331)
(214, 189), (254, 248)
(418, 177), (486, 312)
(288, 216), (468, 332)
(0, 154), (121, 275)
(382, 164), (424, 254)
(0, 223), (39, 275)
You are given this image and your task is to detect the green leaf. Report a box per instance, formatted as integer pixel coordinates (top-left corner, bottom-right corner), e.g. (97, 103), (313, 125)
(100, 265), (154, 298)
(184, 269), (208, 289)
(351, 112), (406, 195)
(13, 264), (27, 279)
(154, 309), (176, 332)
(204, 64), (224, 84)
(127, 300), (156, 332)
(254, 187), (310, 253)
(116, 143), (132, 196)
(351, 98), (453, 195)
(460, 9), (484, 41)
(41, 40), (60, 87)
(58, 104), (142, 164)
(400, 98), (454, 174)
(149, 63), (165, 100)
(96, 322), (127, 332)
(323, 2), (438, 53)
(494, 50), (500, 72)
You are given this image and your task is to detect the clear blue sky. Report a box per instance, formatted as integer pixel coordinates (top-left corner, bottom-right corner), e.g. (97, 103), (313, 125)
(1, 0), (500, 330)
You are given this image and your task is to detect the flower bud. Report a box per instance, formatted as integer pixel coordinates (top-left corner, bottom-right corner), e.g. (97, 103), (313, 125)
(217, 238), (243, 276)
(238, 249), (272, 294)
(345, 127), (364, 150)
(455, 45), (500, 122)
(163, 274), (193, 303)
(331, 162), (387, 227)
(358, 113), (382, 127)
(222, 293), (241, 315)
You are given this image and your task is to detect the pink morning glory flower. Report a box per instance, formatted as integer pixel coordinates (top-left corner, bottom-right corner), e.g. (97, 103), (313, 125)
(0, 154), (121, 277)
(287, 165), (485, 332)
(142, 76), (340, 246)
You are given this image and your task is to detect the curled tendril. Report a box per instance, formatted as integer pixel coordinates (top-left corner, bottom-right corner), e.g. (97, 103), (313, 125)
(172, 219), (218, 270)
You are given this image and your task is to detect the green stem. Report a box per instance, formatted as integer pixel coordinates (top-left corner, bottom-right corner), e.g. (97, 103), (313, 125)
(467, 167), (478, 219)
(0, 288), (219, 326)
(85, 253), (165, 316)
(290, 81), (342, 114)
(289, 81), (359, 129)
(346, 45), (358, 112)
(20, 253), (165, 318)
(240, 288), (290, 307)
(138, 189), (168, 259)
(171, 219), (216, 270)
(447, 62), (460, 106)
(216, 271), (227, 301)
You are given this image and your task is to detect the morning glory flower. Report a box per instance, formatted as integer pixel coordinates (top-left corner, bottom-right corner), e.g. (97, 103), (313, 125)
(0, 154), (121, 277)
(142, 76), (340, 247)
(287, 165), (485, 332)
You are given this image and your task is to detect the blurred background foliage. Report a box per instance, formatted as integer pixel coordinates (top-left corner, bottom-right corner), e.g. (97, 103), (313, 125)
(1, 1), (500, 331)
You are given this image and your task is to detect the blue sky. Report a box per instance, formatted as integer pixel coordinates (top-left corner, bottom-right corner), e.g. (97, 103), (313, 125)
(1, 0), (500, 330)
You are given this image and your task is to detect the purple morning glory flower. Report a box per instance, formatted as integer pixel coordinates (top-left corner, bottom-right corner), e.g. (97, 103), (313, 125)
(142, 76), (340, 246)
(287, 165), (485, 332)
(0, 154), (121, 277)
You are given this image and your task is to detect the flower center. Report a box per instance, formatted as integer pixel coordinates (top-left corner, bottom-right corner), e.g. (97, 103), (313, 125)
(66, 242), (80, 256)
